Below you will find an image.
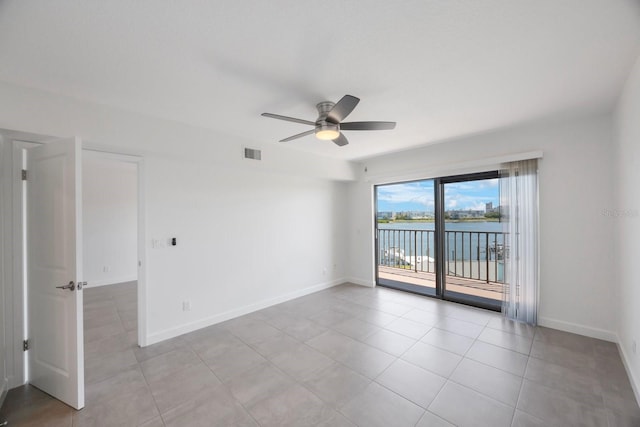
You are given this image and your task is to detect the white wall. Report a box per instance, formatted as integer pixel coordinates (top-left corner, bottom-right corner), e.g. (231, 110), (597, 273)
(0, 81), (355, 348)
(83, 156), (138, 287)
(613, 53), (640, 400)
(348, 114), (617, 341)
(146, 158), (348, 337)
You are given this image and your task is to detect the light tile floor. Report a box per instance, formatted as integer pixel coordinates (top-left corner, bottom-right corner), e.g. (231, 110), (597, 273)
(1, 282), (639, 426)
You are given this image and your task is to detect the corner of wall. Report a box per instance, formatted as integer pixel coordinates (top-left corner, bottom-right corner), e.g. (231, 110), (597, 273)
(537, 316), (617, 343)
(345, 277), (375, 288)
(611, 50), (640, 406)
(617, 337), (640, 405)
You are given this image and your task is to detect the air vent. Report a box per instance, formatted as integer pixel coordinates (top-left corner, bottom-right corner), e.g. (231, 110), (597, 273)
(244, 147), (262, 161)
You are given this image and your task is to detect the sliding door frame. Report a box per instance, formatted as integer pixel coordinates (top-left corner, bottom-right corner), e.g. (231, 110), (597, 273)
(438, 171), (501, 311)
(374, 170), (502, 312)
(373, 178), (437, 297)
(434, 178), (445, 298)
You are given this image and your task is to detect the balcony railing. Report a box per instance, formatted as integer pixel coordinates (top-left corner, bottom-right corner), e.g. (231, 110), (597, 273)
(377, 228), (507, 284)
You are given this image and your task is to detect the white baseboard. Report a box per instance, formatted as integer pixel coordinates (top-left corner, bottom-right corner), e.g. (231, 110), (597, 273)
(85, 276), (137, 288)
(345, 277), (375, 288)
(538, 316), (617, 342)
(145, 278), (346, 346)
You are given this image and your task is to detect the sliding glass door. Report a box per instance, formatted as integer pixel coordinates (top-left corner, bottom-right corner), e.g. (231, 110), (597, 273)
(375, 172), (504, 311)
(376, 180), (437, 296)
(441, 173), (503, 310)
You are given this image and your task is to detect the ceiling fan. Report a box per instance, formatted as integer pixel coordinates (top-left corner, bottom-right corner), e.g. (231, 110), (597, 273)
(261, 95), (396, 146)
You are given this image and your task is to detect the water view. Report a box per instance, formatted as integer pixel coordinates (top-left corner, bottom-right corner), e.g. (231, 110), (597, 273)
(378, 220), (505, 262)
(375, 175), (505, 306)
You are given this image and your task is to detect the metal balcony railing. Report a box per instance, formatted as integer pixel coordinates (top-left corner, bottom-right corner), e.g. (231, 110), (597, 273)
(377, 228), (508, 284)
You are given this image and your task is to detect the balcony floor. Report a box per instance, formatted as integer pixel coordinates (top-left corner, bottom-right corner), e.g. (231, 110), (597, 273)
(377, 265), (503, 302)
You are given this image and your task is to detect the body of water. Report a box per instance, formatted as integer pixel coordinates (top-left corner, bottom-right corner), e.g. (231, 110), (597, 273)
(378, 220), (503, 233)
(377, 221), (506, 262)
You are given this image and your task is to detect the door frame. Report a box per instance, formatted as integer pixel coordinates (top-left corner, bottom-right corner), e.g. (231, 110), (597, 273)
(3, 130), (148, 389)
(373, 177), (439, 298)
(9, 138), (41, 388)
(373, 171), (502, 312)
(438, 170), (502, 311)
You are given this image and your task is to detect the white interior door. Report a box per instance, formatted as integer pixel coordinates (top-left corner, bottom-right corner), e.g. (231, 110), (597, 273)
(27, 137), (84, 410)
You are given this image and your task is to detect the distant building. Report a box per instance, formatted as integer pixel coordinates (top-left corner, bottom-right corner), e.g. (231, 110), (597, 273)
(408, 211), (432, 219)
(448, 209), (485, 219)
(377, 210), (435, 220)
(485, 203), (501, 214)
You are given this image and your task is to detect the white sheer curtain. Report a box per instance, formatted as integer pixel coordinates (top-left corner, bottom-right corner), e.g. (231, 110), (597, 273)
(500, 159), (539, 324)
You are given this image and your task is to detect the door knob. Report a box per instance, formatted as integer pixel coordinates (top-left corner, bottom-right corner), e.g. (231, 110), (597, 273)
(56, 281), (75, 291)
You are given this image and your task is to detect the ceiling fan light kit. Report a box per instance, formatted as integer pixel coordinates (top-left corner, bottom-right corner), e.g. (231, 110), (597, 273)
(262, 95), (396, 146)
(315, 124), (340, 140)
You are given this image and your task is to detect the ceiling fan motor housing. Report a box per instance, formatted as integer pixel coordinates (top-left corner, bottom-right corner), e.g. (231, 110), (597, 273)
(316, 101), (335, 119)
(315, 101), (340, 139)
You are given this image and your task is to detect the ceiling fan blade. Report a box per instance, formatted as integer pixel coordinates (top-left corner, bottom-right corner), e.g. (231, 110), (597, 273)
(340, 121), (396, 131)
(326, 95), (360, 123)
(280, 129), (316, 142)
(332, 133), (349, 146)
(261, 113), (315, 126)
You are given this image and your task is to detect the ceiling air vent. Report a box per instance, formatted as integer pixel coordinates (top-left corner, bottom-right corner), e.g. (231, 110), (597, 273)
(244, 147), (262, 161)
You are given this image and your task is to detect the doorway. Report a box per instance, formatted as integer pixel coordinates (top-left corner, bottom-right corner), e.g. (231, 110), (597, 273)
(375, 171), (503, 311)
(82, 152), (140, 384)
(3, 133), (146, 408)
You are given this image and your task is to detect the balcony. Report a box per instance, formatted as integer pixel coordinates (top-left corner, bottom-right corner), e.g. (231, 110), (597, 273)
(377, 228), (507, 302)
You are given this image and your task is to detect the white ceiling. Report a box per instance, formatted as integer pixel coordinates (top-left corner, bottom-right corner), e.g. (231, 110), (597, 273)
(1, 1), (639, 160)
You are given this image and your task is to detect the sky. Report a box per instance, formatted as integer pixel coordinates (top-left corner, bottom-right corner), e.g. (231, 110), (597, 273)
(376, 179), (499, 212)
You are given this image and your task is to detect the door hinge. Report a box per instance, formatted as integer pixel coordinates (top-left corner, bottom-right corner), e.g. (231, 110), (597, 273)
(23, 339), (29, 351)
(21, 169), (27, 180)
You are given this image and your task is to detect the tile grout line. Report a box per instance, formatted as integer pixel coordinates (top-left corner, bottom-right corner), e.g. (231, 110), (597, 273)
(188, 339), (264, 427)
(223, 312), (403, 423)
(509, 355), (530, 427)
(208, 317), (353, 425)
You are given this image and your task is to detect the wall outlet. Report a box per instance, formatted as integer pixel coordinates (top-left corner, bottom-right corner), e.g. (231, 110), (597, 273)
(103, 266), (109, 272)
(182, 301), (191, 312)
(632, 340), (637, 355)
